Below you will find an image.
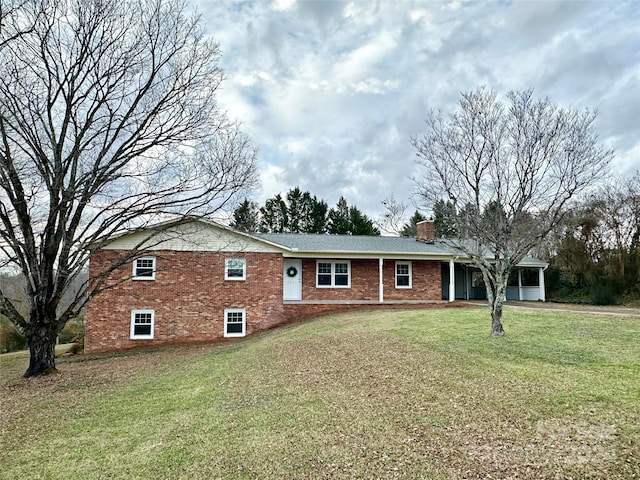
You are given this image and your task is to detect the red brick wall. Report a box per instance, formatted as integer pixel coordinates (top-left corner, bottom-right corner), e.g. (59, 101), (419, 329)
(86, 250), (444, 353)
(416, 220), (435, 242)
(301, 259), (380, 301)
(85, 249), (285, 353)
(300, 258), (441, 302)
(383, 260), (441, 301)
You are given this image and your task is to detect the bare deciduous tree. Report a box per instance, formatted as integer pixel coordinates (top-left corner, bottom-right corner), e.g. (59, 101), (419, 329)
(0, 0), (44, 48)
(587, 172), (640, 279)
(412, 87), (613, 336)
(377, 194), (409, 236)
(0, 0), (257, 377)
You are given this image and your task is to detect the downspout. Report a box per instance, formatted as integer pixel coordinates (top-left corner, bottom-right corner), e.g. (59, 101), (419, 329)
(449, 259), (455, 302)
(379, 258), (384, 303)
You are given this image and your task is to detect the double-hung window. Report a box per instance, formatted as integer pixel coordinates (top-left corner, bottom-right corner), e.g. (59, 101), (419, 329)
(130, 309), (154, 339)
(316, 260), (350, 288)
(133, 257), (156, 280)
(224, 308), (246, 337)
(225, 258), (246, 280)
(395, 261), (412, 288)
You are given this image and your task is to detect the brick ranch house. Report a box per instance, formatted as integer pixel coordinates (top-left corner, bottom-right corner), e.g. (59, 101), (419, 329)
(85, 219), (547, 353)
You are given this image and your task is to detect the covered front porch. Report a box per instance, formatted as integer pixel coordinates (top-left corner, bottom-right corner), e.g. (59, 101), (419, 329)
(441, 262), (546, 302)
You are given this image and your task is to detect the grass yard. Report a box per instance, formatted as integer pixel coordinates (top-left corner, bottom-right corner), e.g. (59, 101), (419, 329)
(1, 306), (639, 479)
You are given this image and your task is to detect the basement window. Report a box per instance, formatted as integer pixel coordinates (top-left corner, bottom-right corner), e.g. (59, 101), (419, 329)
(224, 308), (246, 337)
(130, 310), (154, 339)
(133, 257), (156, 280)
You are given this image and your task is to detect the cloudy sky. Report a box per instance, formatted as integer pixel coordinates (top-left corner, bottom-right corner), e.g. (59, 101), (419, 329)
(192, 0), (639, 220)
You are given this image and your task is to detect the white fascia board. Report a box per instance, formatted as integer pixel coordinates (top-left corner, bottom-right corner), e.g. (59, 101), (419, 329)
(282, 251), (455, 261)
(516, 259), (549, 268)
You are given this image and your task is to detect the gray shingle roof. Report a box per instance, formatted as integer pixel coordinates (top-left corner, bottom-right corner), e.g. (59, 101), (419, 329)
(253, 232), (547, 267)
(254, 233), (451, 255)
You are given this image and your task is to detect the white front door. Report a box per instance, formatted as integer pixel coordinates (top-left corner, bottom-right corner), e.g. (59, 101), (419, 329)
(283, 259), (302, 300)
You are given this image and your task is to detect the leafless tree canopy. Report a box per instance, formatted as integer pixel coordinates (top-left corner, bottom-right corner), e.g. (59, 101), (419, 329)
(585, 172), (640, 278)
(0, 0), (257, 376)
(377, 194), (409, 236)
(412, 87), (613, 335)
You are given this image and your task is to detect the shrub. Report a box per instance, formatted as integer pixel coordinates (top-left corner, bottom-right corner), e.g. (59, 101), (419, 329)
(590, 283), (617, 306)
(0, 316), (27, 353)
(58, 315), (85, 354)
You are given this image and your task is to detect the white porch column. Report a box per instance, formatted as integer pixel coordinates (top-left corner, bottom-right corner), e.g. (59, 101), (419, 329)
(379, 258), (384, 303)
(539, 267), (546, 301)
(518, 269), (523, 301)
(449, 259), (455, 302)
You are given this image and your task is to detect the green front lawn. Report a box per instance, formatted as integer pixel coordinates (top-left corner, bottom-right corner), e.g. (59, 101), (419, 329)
(1, 307), (638, 479)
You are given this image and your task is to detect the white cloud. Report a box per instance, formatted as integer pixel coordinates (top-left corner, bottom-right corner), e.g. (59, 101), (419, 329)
(353, 77), (400, 95)
(193, 0), (640, 218)
(332, 30), (398, 83)
(257, 163), (288, 203)
(271, 0), (295, 12)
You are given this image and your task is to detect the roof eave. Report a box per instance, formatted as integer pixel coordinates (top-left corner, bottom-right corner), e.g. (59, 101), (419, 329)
(282, 250), (455, 260)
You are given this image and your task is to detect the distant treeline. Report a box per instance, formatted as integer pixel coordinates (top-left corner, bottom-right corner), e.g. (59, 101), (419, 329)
(425, 173), (640, 305)
(234, 175), (640, 305)
(539, 173), (640, 305)
(230, 187), (380, 236)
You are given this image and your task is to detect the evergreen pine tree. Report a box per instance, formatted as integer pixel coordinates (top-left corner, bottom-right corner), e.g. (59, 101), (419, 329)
(328, 197), (351, 234)
(328, 196), (380, 235)
(349, 206), (380, 235)
(433, 200), (458, 238)
(286, 187), (305, 233)
(308, 195), (329, 233)
(400, 210), (427, 237)
(260, 194), (288, 233)
(230, 198), (260, 232)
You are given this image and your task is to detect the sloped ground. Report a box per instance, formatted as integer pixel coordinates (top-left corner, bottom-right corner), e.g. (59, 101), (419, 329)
(1, 307), (638, 479)
(468, 299), (640, 317)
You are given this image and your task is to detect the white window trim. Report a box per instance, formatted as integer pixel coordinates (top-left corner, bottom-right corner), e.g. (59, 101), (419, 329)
(225, 258), (246, 281)
(395, 261), (412, 289)
(130, 309), (154, 339)
(224, 308), (246, 337)
(316, 260), (351, 288)
(132, 256), (156, 280)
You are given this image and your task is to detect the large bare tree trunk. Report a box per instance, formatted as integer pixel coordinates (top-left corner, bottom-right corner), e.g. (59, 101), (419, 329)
(485, 270), (507, 337)
(0, 0), (257, 378)
(24, 313), (59, 377)
(490, 301), (505, 337)
(413, 87), (613, 337)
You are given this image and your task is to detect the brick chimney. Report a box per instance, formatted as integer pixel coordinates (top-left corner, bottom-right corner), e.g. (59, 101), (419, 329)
(416, 220), (435, 243)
